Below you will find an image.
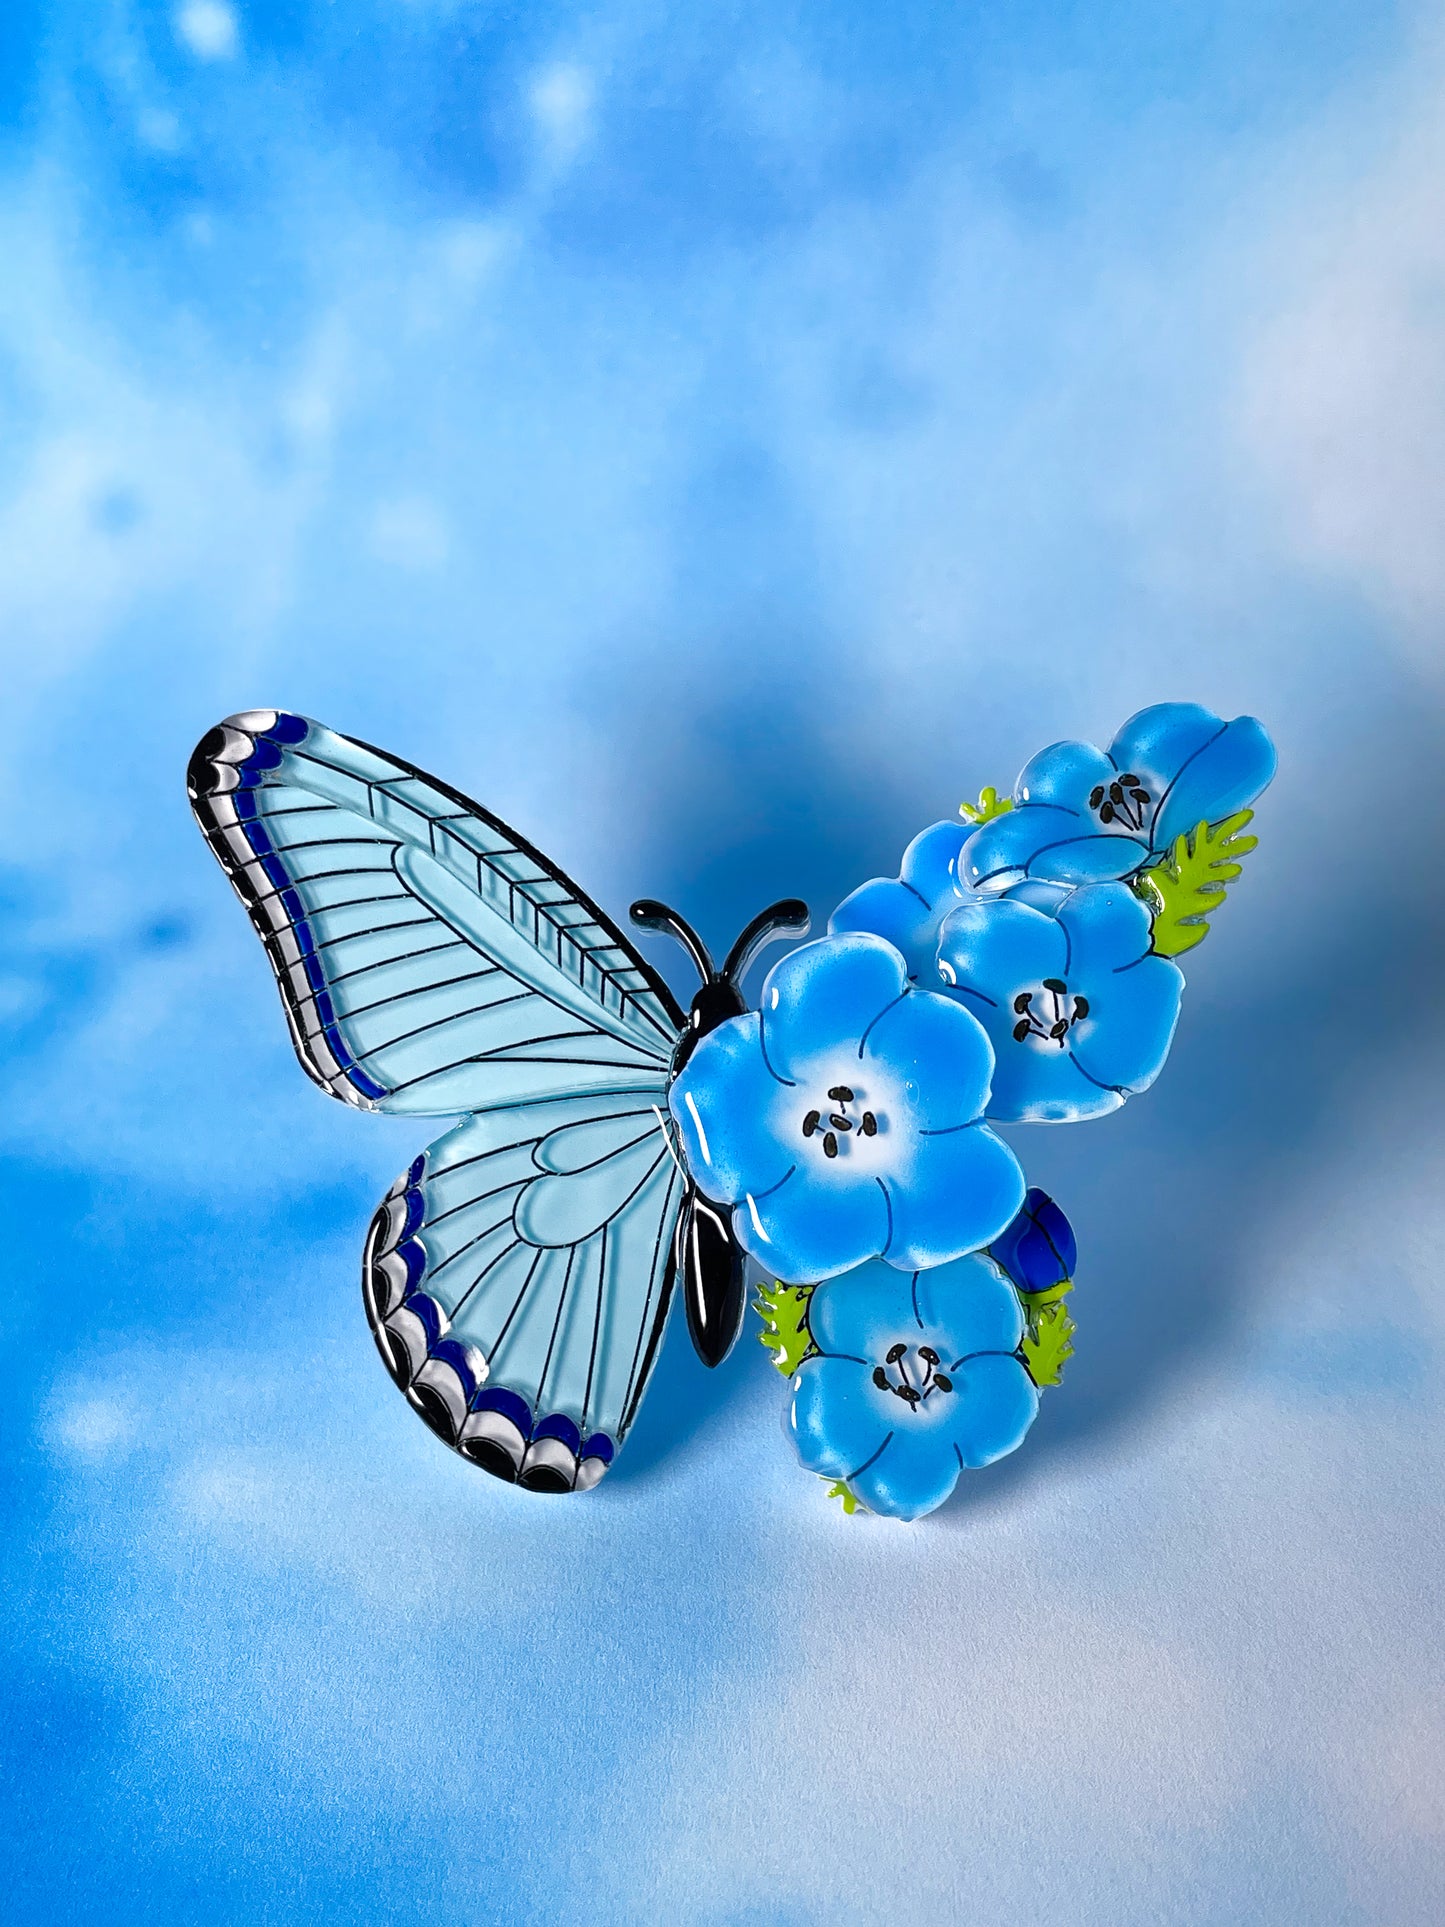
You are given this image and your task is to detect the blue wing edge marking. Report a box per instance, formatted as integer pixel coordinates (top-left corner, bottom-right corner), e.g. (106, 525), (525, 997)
(187, 708), (389, 1106)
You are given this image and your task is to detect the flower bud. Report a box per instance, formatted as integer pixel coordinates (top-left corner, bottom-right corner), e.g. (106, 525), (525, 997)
(989, 1187), (1077, 1295)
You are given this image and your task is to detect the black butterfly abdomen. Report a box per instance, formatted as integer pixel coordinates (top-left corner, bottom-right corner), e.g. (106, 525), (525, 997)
(671, 1188), (747, 1370)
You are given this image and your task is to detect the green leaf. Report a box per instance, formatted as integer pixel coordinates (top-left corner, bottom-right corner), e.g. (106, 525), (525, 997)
(1133, 810), (1259, 958)
(1020, 1283), (1075, 1388)
(824, 1479), (866, 1515)
(755, 1281), (816, 1375)
(960, 785), (1013, 825)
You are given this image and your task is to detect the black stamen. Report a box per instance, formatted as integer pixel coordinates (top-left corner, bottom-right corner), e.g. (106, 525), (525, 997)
(1013, 1018), (1032, 1042)
(1131, 788), (1149, 805)
(1073, 996), (1089, 1019)
(802, 1110), (820, 1137)
(1043, 977), (1066, 993)
(886, 1343), (907, 1363)
(1118, 772), (1138, 786)
(829, 1114), (852, 1132)
(934, 1373), (953, 1394)
(1108, 782), (1124, 803)
(918, 1347), (939, 1365)
(872, 1366), (889, 1390)
(1099, 800), (1115, 823)
(1050, 1019), (1068, 1039)
(823, 1132), (838, 1158)
(1088, 784), (1104, 808)
(861, 1112), (877, 1135)
(1013, 991), (1032, 1013)
(827, 1086), (854, 1103)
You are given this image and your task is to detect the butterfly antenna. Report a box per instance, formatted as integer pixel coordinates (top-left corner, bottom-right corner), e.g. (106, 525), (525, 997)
(721, 898), (811, 987)
(630, 899), (716, 988)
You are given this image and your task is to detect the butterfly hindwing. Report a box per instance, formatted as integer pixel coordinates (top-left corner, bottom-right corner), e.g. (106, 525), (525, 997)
(189, 709), (690, 1491)
(187, 710), (683, 1112)
(364, 1093), (684, 1491)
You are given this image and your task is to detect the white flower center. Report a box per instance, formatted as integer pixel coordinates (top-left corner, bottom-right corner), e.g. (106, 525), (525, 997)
(872, 1342), (954, 1412)
(1089, 772), (1152, 831)
(798, 1083), (882, 1160)
(1010, 978), (1089, 1049)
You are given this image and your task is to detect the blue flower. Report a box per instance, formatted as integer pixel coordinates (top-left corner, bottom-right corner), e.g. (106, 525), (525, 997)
(830, 820), (972, 980)
(669, 933), (1026, 1285)
(831, 822), (1071, 985)
(790, 1253), (1039, 1521)
(936, 882), (1183, 1122)
(960, 702), (1277, 892)
(989, 1186), (1077, 1293)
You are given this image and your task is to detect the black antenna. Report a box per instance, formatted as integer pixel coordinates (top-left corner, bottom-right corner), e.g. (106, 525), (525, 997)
(629, 899), (715, 988)
(721, 898), (810, 986)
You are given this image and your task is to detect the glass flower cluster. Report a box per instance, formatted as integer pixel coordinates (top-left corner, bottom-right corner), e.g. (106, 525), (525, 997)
(669, 702), (1276, 1521)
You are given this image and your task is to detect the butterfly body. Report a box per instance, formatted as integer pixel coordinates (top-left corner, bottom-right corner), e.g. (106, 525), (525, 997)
(188, 710), (804, 1492)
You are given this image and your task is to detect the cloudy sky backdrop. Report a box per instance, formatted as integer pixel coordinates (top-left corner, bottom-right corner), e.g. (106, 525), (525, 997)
(3, 4), (1444, 1922)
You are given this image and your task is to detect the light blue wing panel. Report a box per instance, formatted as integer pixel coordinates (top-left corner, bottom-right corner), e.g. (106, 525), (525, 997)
(363, 1092), (685, 1491)
(187, 709), (684, 1114)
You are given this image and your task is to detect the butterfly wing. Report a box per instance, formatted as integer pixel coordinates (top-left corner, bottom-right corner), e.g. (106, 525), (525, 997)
(187, 709), (682, 1113)
(189, 709), (689, 1490)
(365, 1094), (684, 1490)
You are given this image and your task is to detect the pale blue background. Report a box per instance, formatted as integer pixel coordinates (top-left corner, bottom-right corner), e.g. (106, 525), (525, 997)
(3, 5), (1444, 1923)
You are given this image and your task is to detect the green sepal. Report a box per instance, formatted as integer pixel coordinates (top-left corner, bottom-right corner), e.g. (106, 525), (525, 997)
(1133, 810), (1259, 958)
(824, 1479), (866, 1515)
(1017, 1280), (1072, 1313)
(1020, 1281), (1075, 1388)
(960, 785), (1013, 825)
(755, 1281), (816, 1376)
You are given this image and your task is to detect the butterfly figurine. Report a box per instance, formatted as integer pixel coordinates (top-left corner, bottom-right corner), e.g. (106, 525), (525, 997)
(188, 711), (809, 1495)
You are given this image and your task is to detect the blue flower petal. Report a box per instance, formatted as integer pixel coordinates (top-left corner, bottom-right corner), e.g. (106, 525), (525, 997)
(884, 1123), (1025, 1269)
(1014, 738), (1115, 809)
(1068, 952), (1184, 1095)
(829, 877), (941, 981)
(1152, 715), (1278, 851)
(948, 1353), (1040, 1467)
(1003, 878), (1074, 915)
(829, 823), (971, 983)
(963, 808), (1149, 890)
(669, 1014), (794, 1203)
(900, 819), (970, 901)
(913, 1252), (1025, 1356)
(760, 934), (907, 1084)
(850, 1430), (964, 1522)
(985, 1034), (1121, 1122)
(807, 1260), (919, 1358)
(860, 987), (996, 1130)
(1055, 881), (1152, 976)
(790, 1355), (891, 1481)
(734, 1163), (892, 1285)
(1108, 702), (1224, 798)
(960, 804), (1078, 890)
(936, 897), (1068, 1012)
(1023, 831), (1153, 884)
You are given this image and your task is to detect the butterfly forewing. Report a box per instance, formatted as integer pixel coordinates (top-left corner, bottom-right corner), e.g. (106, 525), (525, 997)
(189, 710), (688, 1491)
(188, 711), (681, 1109)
